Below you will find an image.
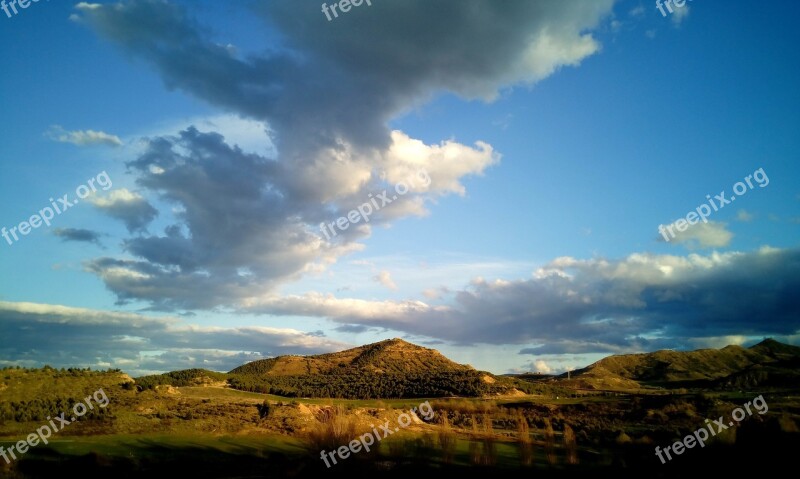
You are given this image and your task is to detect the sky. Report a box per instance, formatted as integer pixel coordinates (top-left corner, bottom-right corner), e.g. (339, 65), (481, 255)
(0, 0), (798, 377)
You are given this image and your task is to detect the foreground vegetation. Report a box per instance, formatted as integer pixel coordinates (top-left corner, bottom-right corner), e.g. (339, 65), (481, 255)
(1, 366), (799, 477)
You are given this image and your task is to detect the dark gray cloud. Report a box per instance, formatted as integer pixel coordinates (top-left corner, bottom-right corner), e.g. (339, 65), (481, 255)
(76, 0), (613, 156)
(84, 127), (355, 310)
(245, 247), (800, 353)
(53, 227), (104, 246)
(0, 301), (348, 376)
(334, 324), (375, 334)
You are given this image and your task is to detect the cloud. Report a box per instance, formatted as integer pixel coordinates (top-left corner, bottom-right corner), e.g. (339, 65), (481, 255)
(0, 301), (348, 376)
(59, 36), (505, 310)
(69, 0), (615, 310)
(45, 125), (122, 147)
(89, 189), (158, 233)
(333, 324), (375, 334)
(53, 227), (104, 246)
(75, 0), (613, 152)
(736, 210), (755, 222)
(659, 220), (733, 248)
(532, 360), (552, 374)
(422, 287), (449, 300)
(629, 5), (645, 17)
(671, 4), (690, 25)
(374, 270), (398, 290)
(243, 247), (800, 353)
(83, 127), (366, 309)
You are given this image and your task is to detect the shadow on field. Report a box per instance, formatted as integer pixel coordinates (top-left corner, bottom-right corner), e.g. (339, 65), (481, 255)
(1, 428), (798, 479)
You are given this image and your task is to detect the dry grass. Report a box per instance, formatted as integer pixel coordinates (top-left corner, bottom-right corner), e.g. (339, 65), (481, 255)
(437, 413), (457, 464)
(517, 411), (534, 466)
(563, 423), (578, 464)
(304, 406), (360, 453)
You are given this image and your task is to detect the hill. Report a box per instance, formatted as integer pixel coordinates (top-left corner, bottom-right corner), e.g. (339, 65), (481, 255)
(562, 338), (800, 390)
(229, 338), (472, 376)
(226, 338), (514, 399)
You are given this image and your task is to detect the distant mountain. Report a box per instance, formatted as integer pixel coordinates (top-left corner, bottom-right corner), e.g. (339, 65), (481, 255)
(563, 339), (800, 390)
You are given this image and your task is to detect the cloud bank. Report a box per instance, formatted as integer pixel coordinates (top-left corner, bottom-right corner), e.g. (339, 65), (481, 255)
(245, 247), (800, 354)
(0, 301), (346, 376)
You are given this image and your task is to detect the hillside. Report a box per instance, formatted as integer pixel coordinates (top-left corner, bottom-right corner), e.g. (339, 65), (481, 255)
(134, 368), (229, 390)
(563, 338), (800, 390)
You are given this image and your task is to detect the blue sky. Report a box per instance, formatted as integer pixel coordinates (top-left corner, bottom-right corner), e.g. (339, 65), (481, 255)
(1, 0), (798, 376)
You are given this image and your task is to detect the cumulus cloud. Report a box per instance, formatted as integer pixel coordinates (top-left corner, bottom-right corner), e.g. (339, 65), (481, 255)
(71, 0), (611, 310)
(46, 125), (122, 147)
(532, 360), (552, 374)
(0, 301), (348, 376)
(243, 247), (800, 353)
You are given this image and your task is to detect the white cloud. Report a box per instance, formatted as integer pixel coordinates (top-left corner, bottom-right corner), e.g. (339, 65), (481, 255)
(533, 360), (552, 374)
(629, 5), (645, 17)
(46, 125), (122, 147)
(736, 210), (754, 222)
(659, 220), (733, 248)
(671, 4), (690, 25)
(374, 270), (398, 290)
